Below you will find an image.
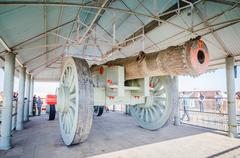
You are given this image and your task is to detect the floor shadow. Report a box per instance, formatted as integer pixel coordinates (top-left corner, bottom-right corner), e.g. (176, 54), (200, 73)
(206, 145), (240, 158)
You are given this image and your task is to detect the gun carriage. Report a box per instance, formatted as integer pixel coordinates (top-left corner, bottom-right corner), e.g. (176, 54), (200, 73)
(56, 39), (209, 145)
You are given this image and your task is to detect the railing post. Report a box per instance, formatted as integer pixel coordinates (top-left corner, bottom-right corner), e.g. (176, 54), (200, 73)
(16, 67), (26, 130)
(225, 56), (237, 138)
(0, 52), (16, 150)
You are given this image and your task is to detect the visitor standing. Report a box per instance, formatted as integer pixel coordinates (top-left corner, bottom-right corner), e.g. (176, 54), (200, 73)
(37, 96), (43, 116)
(215, 91), (223, 113)
(181, 92), (192, 121)
(199, 93), (205, 112)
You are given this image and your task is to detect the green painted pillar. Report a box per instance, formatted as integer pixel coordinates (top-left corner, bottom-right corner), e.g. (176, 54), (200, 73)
(0, 52), (16, 150)
(174, 76), (180, 126)
(29, 76), (33, 116)
(16, 67), (26, 130)
(24, 73), (30, 121)
(225, 56), (237, 138)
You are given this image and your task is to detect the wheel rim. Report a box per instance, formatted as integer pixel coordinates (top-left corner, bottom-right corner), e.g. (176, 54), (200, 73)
(130, 76), (173, 130)
(57, 57), (93, 145)
(58, 61), (78, 145)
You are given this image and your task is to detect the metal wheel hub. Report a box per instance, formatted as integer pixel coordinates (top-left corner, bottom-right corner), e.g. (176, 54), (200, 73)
(139, 96), (154, 108)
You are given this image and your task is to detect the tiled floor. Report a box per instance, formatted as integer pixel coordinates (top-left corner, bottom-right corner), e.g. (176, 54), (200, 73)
(0, 112), (239, 158)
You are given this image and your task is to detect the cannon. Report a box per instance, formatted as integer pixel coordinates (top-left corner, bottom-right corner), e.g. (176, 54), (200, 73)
(56, 38), (209, 145)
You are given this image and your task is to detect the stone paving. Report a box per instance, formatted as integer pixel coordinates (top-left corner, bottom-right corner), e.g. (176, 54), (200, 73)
(0, 112), (240, 158)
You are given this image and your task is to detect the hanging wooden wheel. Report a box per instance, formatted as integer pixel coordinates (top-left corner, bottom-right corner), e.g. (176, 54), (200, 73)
(56, 57), (94, 145)
(130, 76), (177, 130)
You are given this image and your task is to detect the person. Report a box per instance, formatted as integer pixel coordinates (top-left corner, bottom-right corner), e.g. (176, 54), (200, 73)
(105, 105), (109, 112)
(32, 95), (37, 116)
(199, 93), (205, 112)
(215, 91), (223, 113)
(13, 92), (18, 101)
(181, 92), (192, 121)
(37, 96), (43, 116)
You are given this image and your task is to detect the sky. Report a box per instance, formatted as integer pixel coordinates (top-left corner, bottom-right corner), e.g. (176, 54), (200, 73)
(0, 68), (239, 96)
(0, 69), (59, 97)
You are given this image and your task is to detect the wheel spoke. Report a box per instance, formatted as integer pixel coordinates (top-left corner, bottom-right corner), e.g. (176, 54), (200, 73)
(69, 81), (75, 92)
(148, 108), (154, 122)
(140, 108), (144, 120)
(64, 68), (69, 86)
(69, 111), (74, 127)
(150, 106), (158, 117)
(62, 73), (66, 85)
(153, 96), (167, 101)
(69, 100), (76, 107)
(66, 114), (71, 134)
(65, 114), (68, 133)
(136, 107), (141, 114)
(69, 93), (76, 100)
(145, 109), (149, 122)
(155, 88), (165, 96)
(68, 68), (74, 88)
(62, 114), (66, 130)
(154, 104), (161, 113)
(64, 114), (68, 133)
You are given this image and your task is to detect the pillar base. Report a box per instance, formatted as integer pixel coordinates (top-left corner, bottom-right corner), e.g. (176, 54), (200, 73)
(16, 126), (23, 131)
(24, 119), (30, 122)
(228, 125), (238, 138)
(0, 137), (12, 150)
(228, 132), (238, 138)
(174, 116), (181, 126)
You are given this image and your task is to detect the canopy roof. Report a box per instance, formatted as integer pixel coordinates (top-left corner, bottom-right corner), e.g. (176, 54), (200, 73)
(0, 0), (239, 81)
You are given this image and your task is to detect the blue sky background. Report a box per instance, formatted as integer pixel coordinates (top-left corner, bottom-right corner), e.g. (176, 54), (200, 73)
(0, 68), (239, 97)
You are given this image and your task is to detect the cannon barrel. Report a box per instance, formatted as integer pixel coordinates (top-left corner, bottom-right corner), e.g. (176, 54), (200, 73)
(91, 39), (209, 80)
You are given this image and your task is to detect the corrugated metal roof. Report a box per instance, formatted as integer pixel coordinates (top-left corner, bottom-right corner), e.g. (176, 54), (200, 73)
(0, 0), (239, 81)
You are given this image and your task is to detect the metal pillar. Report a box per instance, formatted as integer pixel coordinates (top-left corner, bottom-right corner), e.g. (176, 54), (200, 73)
(23, 73), (30, 121)
(225, 56), (238, 138)
(28, 76), (33, 116)
(174, 76), (180, 126)
(0, 52), (16, 150)
(16, 67), (26, 130)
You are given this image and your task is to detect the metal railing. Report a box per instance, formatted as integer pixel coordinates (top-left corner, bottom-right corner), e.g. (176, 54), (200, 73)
(0, 100), (18, 132)
(179, 97), (240, 134)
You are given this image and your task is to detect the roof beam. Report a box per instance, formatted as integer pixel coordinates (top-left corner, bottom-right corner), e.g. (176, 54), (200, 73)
(29, 54), (61, 73)
(23, 45), (63, 66)
(78, 0), (110, 44)
(206, 0), (240, 7)
(195, 6), (229, 56)
(0, 18), (76, 55)
(0, 1), (193, 34)
(0, 37), (24, 67)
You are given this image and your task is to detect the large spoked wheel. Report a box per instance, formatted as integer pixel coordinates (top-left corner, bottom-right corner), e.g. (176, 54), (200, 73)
(130, 76), (177, 130)
(56, 57), (94, 145)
